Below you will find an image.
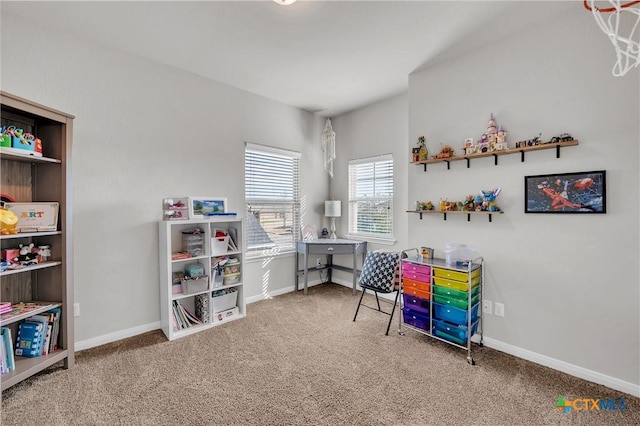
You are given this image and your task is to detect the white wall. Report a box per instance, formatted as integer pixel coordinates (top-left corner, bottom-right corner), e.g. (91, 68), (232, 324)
(407, 11), (639, 390)
(1, 16), (328, 345)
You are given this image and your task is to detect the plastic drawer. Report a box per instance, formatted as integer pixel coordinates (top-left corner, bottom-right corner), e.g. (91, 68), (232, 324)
(402, 308), (430, 331)
(432, 266), (481, 282)
(432, 318), (479, 343)
(402, 294), (430, 316)
(403, 286), (430, 301)
(433, 302), (479, 326)
(402, 277), (430, 293)
(432, 284), (480, 300)
(432, 275), (480, 292)
(402, 270), (431, 283)
(434, 329), (465, 345)
(402, 262), (431, 276)
(433, 293), (479, 310)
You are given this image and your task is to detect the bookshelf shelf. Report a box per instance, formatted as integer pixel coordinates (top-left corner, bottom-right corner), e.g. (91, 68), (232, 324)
(0, 91), (74, 391)
(159, 217), (246, 341)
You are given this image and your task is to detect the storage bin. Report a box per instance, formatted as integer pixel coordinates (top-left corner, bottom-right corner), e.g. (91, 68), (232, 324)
(402, 262), (431, 276)
(402, 270), (431, 283)
(402, 308), (430, 331)
(402, 277), (430, 293)
(402, 294), (430, 316)
(432, 318), (479, 344)
(211, 236), (229, 256)
(222, 261), (241, 275)
(432, 284), (480, 300)
(432, 275), (480, 292)
(185, 262), (205, 277)
(223, 272), (241, 286)
(403, 286), (430, 301)
(181, 276), (209, 295)
(211, 290), (238, 313)
(182, 229), (204, 256)
(433, 293), (479, 310)
(444, 243), (476, 266)
(434, 328), (465, 346)
(433, 266), (481, 282)
(433, 302), (479, 326)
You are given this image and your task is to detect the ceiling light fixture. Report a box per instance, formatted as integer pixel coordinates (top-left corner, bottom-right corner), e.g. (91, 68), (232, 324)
(273, 0), (297, 5)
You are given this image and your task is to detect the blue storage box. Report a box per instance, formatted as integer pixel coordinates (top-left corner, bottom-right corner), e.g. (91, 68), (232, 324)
(432, 318), (479, 343)
(433, 302), (479, 326)
(434, 329), (465, 345)
(402, 293), (430, 316)
(402, 308), (430, 331)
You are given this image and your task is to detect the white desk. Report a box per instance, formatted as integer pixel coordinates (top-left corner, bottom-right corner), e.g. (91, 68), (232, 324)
(295, 239), (367, 295)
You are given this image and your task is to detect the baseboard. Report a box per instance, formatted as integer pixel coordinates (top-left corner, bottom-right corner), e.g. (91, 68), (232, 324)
(482, 337), (640, 398)
(245, 278), (324, 304)
(75, 321), (161, 351)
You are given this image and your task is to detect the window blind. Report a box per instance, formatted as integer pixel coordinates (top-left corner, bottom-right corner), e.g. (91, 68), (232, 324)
(348, 154), (393, 238)
(245, 144), (300, 254)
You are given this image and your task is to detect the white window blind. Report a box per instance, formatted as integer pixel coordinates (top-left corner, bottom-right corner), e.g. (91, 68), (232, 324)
(245, 143), (300, 255)
(348, 154), (393, 238)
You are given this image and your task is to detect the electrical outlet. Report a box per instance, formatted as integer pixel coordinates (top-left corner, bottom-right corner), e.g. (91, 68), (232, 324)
(316, 258), (322, 267)
(73, 303), (80, 317)
(495, 302), (505, 317)
(482, 300), (492, 315)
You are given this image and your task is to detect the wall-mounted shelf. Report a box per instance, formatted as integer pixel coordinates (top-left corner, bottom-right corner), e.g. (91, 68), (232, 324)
(411, 140), (578, 171)
(407, 210), (504, 222)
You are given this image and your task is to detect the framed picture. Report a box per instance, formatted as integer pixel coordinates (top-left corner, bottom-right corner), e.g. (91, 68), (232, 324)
(524, 170), (606, 214)
(188, 197), (227, 219)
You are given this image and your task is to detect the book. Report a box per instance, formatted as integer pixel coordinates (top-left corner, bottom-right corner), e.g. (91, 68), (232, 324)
(15, 321), (44, 357)
(0, 302), (11, 315)
(28, 314), (51, 355)
(1, 302), (56, 322)
(2, 327), (15, 372)
(47, 308), (61, 352)
(228, 227), (238, 250)
(171, 252), (191, 261)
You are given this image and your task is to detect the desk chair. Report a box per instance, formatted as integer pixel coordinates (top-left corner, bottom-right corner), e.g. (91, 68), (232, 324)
(352, 250), (401, 335)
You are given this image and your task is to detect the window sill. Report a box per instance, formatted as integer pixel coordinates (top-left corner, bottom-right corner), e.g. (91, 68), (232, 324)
(345, 234), (397, 246)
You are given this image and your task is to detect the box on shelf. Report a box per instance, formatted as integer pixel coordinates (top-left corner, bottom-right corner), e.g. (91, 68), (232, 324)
(185, 262), (205, 278)
(223, 272), (241, 286)
(211, 306), (240, 323)
(182, 228), (204, 256)
(181, 276), (209, 294)
(195, 293), (210, 324)
(172, 283), (183, 294)
(211, 289), (238, 313)
(4, 202), (59, 232)
(211, 236), (229, 256)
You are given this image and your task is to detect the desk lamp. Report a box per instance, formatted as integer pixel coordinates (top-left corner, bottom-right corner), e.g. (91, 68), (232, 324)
(324, 200), (341, 240)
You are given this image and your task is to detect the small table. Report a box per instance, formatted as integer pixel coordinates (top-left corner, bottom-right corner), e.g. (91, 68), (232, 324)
(295, 239), (367, 295)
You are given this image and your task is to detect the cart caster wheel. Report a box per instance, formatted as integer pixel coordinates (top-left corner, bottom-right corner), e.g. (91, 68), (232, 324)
(467, 357), (476, 365)
(478, 342), (484, 347)
(398, 331), (405, 336)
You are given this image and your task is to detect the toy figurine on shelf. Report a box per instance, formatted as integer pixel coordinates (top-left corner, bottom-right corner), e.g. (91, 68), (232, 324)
(416, 136), (428, 161)
(434, 144), (455, 159)
(480, 188), (502, 212)
(415, 201), (434, 211)
(464, 195), (475, 211)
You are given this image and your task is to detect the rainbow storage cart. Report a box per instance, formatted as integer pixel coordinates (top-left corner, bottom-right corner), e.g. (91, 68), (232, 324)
(399, 251), (483, 365)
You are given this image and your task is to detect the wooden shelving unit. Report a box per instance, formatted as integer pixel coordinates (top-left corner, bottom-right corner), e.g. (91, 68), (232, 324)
(412, 140), (579, 171)
(0, 91), (74, 390)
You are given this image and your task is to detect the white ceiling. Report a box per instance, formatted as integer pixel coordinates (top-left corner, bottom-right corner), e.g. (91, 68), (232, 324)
(1, 1), (579, 117)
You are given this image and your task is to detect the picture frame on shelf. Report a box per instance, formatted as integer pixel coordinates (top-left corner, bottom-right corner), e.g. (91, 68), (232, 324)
(188, 197), (227, 219)
(524, 170), (606, 214)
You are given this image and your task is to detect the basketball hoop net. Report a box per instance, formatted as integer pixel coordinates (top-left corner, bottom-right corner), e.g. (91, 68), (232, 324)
(584, 0), (640, 76)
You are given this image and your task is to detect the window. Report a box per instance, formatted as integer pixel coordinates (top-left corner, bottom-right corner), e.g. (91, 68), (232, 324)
(245, 143), (300, 256)
(348, 154), (394, 239)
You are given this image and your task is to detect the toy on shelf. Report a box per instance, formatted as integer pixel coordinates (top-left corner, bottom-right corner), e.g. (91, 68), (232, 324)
(416, 136), (428, 161)
(515, 133), (542, 148)
(466, 113), (508, 154)
(549, 133), (573, 143)
(13, 243), (38, 266)
(0, 205), (18, 235)
(415, 201), (434, 211)
(479, 188), (502, 212)
(434, 145), (455, 159)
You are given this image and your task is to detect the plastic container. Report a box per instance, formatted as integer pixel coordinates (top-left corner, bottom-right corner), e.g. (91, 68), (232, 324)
(402, 270), (431, 283)
(433, 302), (479, 326)
(444, 243), (476, 266)
(181, 276), (209, 294)
(401, 262), (431, 276)
(403, 286), (430, 301)
(402, 277), (430, 292)
(432, 318), (479, 344)
(433, 293), (479, 310)
(211, 290), (238, 313)
(211, 236), (229, 256)
(402, 308), (430, 331)
(402, 294), (430, 315)
(182, 228), (204, 256)
(432, 284), (480, 300)
(432, 266), (481, 282)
